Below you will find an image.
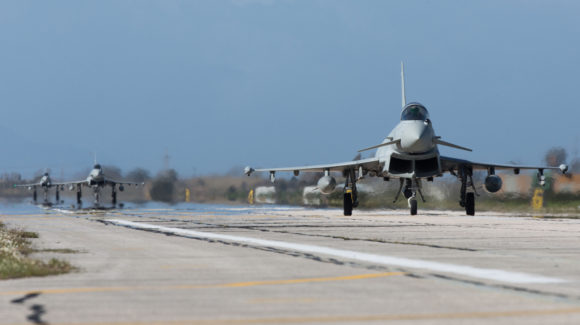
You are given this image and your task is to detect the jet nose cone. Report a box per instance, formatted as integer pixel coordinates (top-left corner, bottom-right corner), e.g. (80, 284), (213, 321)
(400, 121), (434, 153)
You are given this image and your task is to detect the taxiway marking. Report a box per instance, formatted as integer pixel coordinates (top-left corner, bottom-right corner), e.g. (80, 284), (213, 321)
(107, 219), (566, 284)
(0, 272), (403, 296)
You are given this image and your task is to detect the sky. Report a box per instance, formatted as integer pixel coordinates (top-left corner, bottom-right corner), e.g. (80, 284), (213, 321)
(0, 0), (578, 178)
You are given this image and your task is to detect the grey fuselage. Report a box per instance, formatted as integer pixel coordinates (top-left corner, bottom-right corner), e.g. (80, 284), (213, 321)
(86, 164), (106, 186)
(375, 102), (440, 179)
(38, 174), (53, 188)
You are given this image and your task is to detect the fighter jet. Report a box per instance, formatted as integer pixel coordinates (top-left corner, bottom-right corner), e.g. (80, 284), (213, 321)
(60, 163), (143, 206)
(245, 63), (568, 216)
(14, 172), (63, 204)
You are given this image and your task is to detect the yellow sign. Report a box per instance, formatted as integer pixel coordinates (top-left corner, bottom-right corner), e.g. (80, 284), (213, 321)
(185, 188), (190, 202)
(532, 188), (543, 210)
(248, 189), (254, 205)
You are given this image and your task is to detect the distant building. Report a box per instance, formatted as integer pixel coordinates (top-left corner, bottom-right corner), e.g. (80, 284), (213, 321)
(254, 186), (276, 204)
(498, 174), (532, 194)
(499, 174), (579, 195)
(552, 174), (580, 193)
(303, 186), (321, 205)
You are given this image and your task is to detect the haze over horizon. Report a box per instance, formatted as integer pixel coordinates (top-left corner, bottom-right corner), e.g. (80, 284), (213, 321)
(1, 1), (578, 178)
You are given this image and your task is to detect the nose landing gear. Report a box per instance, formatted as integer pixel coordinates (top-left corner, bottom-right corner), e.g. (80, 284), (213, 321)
(393, 178), (425, 215)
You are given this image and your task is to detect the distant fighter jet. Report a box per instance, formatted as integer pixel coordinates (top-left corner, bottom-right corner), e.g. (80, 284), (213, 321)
(245, 63), (568, 216)
(14, 172), (62, 204)
(60, 163), (143, 206)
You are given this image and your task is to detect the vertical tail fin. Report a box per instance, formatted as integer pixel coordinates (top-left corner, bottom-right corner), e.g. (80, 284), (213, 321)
(401, 61), (406, 108)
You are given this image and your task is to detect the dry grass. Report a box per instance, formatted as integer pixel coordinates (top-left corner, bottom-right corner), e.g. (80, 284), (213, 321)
(0, 222), (75, 279)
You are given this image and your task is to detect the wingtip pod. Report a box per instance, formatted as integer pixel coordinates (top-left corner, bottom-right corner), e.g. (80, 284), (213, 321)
(560, 164), (569, 174)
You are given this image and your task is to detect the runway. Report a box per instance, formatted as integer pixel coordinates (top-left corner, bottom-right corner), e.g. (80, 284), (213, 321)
(1, 203), (580, 324)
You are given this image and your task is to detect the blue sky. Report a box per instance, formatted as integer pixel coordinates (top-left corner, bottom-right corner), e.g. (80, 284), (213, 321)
(0, 1), (578, 178)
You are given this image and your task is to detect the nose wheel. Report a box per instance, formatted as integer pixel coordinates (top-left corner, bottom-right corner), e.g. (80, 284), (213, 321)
(409, 198), (418, 215)
(394, 178), (424, 215)
(93, 187), (101, 206)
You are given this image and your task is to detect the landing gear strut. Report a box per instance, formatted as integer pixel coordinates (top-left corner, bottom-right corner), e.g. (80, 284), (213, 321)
(343, 168), (359, 216)
(76, 185), (82, 206)
(33, 188), (37, 202)
(393, 178), (425, 215)
(56, 187), (60, 203)
(93, 187), (101, 206)
(112, 186), (117, 206)
(458, 166), (476, 216)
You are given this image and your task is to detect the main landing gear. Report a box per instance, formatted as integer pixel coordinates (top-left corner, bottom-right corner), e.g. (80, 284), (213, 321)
(76, 184), (119, 208)
(393, 178), (425, 215)
(112, 185), (117, 206)
(456, 166), (477, 216)
(342, 168), (359, 216)
(76, 184), (83, 207)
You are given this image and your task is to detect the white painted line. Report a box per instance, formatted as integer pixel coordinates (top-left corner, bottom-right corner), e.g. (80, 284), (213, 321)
(107, 219), (566, 284)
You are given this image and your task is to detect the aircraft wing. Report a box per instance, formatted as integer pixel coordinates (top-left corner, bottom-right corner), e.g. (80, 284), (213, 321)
(104, 178), (144, 186)
(440, 156), (568, 174)
(14, 182), (40, 188)
(247, 157), (382, 175)
(51, 180), (86, 186)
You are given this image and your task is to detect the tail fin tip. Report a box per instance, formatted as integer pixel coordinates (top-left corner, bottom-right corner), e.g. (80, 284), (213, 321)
(401, 61), (406, 108)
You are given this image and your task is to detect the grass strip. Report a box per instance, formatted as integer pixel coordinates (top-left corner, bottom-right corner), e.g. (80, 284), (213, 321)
(0, 222), (74, 279)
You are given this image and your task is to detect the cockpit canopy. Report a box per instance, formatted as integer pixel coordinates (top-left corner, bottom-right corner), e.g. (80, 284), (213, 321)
(43, 172), (49, 176)
(401, 103), (429, 121)
(94, 164), (102, 169)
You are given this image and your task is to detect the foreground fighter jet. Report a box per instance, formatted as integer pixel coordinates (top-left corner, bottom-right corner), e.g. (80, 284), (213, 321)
(61, 163), (142, 206)
(14, 172), (62, 204)
(245, 63), (568, 216)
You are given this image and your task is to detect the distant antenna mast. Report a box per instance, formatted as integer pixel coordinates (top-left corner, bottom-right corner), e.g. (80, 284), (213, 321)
(401, 61), (406, 108)
(94, 152), (97, 164)
(163, 148), (170, 170)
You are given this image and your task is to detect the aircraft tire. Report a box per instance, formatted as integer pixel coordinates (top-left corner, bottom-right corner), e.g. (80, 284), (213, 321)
(466, 192), (475, 216)
(410, 199), (417, 215)
(343, 192), (353, 216)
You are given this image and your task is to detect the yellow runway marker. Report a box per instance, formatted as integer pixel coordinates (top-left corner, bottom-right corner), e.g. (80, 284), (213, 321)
(0, 272), (404, 296)
(6, 307), (580, 325)
(247, 297), (325, 304)
(210, 272), (404, 288)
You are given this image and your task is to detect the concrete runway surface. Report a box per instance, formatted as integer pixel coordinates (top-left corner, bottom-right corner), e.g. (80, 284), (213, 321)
(1, 203), (580, 324)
